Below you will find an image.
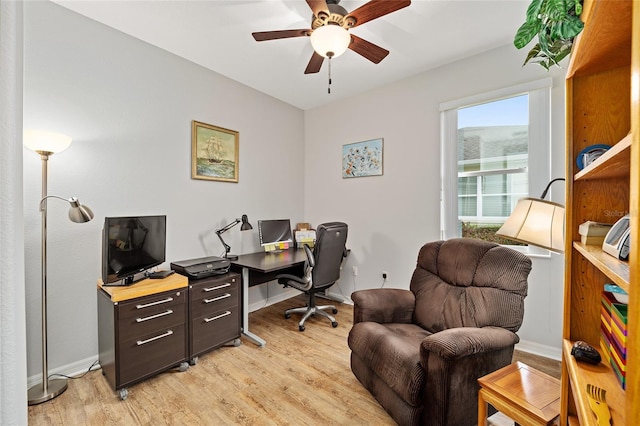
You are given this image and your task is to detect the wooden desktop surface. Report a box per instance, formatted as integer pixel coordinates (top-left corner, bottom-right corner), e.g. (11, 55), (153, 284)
(97, 273), (188, 302)
(231, 249), (307, 273)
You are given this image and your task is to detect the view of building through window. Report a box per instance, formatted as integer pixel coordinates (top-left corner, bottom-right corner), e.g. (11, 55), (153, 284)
(457, 95), (528, 244)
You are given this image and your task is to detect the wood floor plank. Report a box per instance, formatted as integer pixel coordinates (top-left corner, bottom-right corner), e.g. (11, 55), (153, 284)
(28, 294), (559, 425)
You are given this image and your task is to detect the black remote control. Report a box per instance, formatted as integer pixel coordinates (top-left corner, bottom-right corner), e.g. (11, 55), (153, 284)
(571, 340), (601, 365)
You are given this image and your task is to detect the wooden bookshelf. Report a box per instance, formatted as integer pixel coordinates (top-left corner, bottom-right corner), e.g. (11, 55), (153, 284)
(562, 0), (638, 424)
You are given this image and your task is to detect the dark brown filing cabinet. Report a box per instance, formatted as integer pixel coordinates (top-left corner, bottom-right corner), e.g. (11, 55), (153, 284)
(97, 274), (189, 400)
(188, 272), (241, 364)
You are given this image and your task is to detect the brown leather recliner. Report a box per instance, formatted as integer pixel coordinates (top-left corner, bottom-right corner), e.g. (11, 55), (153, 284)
(348, 238), (532, 426)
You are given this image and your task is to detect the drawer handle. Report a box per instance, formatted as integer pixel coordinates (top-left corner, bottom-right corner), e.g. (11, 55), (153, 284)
(136, 297), (173, 309)
(204, 283), (231, 292)
(136, 330), (173, 346)
(136, 309), (173, 323)
(204, 311), (232, 323)
(204, 293), (231, 303)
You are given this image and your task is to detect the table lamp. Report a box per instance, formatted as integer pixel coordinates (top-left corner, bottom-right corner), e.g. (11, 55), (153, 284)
(216, 214), (253, 260)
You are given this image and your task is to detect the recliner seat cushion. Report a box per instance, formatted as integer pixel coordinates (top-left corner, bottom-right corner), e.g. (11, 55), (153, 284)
(348, 322), (430, 406)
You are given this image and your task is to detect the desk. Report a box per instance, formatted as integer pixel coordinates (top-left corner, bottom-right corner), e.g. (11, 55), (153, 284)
(230, 249), (307, 347)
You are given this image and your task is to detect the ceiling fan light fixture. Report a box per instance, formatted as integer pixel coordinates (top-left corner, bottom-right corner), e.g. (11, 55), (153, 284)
(310, 25), (351, 58)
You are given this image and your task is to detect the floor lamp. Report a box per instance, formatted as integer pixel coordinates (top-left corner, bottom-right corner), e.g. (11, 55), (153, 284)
(24, 130), (94, 405)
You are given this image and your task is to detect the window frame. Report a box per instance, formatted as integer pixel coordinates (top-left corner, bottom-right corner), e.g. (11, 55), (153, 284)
(440, 78), (552, 256)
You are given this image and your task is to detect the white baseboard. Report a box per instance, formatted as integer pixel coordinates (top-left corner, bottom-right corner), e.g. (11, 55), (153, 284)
(516, 339), (562, 361)
(248, 288), (300, 312)
(27, 355), (101, 388)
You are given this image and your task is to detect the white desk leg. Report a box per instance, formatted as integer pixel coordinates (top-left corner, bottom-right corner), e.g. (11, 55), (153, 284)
(241, 267), (266, 347)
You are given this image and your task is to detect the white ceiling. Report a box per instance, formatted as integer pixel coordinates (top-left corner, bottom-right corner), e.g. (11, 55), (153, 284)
(52, 0), (530, 110)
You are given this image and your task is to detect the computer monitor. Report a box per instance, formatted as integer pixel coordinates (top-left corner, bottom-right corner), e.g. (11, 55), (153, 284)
(258, 219), (293, 248)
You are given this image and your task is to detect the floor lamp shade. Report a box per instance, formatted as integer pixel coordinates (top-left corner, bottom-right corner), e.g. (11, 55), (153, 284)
(24, 130), (72, 154)
(496, 197), (565, 253)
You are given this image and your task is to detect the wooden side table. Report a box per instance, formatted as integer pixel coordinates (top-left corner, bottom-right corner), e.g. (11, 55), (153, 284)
(478, 361), (561, 426)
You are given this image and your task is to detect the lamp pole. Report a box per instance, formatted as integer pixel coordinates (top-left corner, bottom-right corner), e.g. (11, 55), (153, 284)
(28, 150), (69, 404)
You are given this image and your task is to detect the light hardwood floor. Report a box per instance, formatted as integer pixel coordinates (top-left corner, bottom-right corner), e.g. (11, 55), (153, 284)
(28, 294), (559, 425)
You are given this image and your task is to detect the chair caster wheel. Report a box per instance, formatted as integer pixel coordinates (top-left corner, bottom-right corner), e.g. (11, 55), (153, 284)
(285, 313), (291, 319)
(332, 308), (338, 314)
(332, 321), (338, 328)
(299, 325), (305, 332)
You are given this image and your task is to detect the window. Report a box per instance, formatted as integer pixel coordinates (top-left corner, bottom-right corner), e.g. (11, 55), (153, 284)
(440, 79), (551, 253)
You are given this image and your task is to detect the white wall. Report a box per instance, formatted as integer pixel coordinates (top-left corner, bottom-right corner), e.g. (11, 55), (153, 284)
(23, 1), (304, 379)
(304, 44), (567, 358)
(1, 1), (28, 423)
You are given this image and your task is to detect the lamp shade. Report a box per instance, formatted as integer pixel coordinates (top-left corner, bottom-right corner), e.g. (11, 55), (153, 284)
(310, 25), (351, 58)
(240, 214), (253, 231)
(67, 197), (94, 223)
(24, 130), (72, 154)
(496, 197), (565, 253)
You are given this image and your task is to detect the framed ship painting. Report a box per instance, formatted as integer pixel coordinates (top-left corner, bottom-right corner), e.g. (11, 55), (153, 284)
(342, 138), (383, 178)
(191, 120), (239, 182)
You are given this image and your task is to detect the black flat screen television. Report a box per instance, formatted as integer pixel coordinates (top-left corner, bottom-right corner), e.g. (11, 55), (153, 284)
(101, 215), (166, 285)
(258, 219), (293, 247)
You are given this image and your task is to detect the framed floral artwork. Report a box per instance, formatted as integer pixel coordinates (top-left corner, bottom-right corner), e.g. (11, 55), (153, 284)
(191, 120), (239, 182)
(342, 138), (383, 178)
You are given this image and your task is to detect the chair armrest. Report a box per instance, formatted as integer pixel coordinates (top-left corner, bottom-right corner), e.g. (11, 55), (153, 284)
(352, 289), (415, 324)
(277, 274), (311, 292)
(420, 326), (519, 360)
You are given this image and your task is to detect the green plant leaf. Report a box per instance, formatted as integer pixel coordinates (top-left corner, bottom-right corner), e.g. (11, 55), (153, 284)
(514, 21), (542, 48)
(559, 16), (584, 39)
(515, 0), (583, 70)
(524, 0), (546, 23)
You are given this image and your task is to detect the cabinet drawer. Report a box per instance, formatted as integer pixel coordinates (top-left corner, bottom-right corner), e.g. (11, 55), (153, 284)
(191, 306), (240, 356)
(118, 300), (186, 342)
(190, 274), (240, 319)
(117, 289), (186, 321)
(189, 274), (239, 303)
(119, 325), (186, 386)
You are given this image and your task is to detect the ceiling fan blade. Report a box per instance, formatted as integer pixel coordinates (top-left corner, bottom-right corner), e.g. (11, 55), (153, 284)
(306, 0), (329, 17)
(252, 29), (311, 42)
(304, 52), (325, 74)
(348, 34), (389, 64)
(345, 0), (411, 28)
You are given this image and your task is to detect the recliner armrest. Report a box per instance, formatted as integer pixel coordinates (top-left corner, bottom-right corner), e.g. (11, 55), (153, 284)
(352, 289), (415, 324)
(420, 326), (519, 360)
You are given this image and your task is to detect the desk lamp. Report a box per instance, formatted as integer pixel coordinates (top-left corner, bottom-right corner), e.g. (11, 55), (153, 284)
(24, 130), (94, 405)
(496, 178), (565, 253)
(216, 214), (253, 260)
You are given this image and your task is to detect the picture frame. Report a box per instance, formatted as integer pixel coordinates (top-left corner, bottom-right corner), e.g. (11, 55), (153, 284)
(342, 138), (384, 178)
(191, 120), (239, 182)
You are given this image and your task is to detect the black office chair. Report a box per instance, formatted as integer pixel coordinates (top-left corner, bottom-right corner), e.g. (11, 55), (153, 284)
(277, 222), (348, 331)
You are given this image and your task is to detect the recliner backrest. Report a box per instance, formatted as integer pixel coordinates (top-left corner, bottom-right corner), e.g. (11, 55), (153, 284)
(410, 238), (531, 333)
(311, 222), (348, 289)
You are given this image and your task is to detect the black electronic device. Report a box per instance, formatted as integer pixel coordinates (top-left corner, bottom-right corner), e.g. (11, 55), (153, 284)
(101, 215), (167, 286)
(170, 256), (230, 279)
(148, 270), (175, 279)
(571, 340), (601, 365)
(258, 219), (293, 248)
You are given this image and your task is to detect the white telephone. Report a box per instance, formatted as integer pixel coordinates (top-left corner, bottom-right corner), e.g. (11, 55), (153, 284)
(602, 215), (631, 260)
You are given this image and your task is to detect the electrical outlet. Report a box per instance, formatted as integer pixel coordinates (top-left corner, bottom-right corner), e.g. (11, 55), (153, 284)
(382, 271), (388, 279)
(352, 266), (358, 276)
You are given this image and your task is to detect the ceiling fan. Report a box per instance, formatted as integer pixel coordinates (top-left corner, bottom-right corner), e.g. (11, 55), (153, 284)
(252, 0), (411, 74)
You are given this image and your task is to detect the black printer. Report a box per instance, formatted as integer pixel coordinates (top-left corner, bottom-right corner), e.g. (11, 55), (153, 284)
(170, 256), (230, 279)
